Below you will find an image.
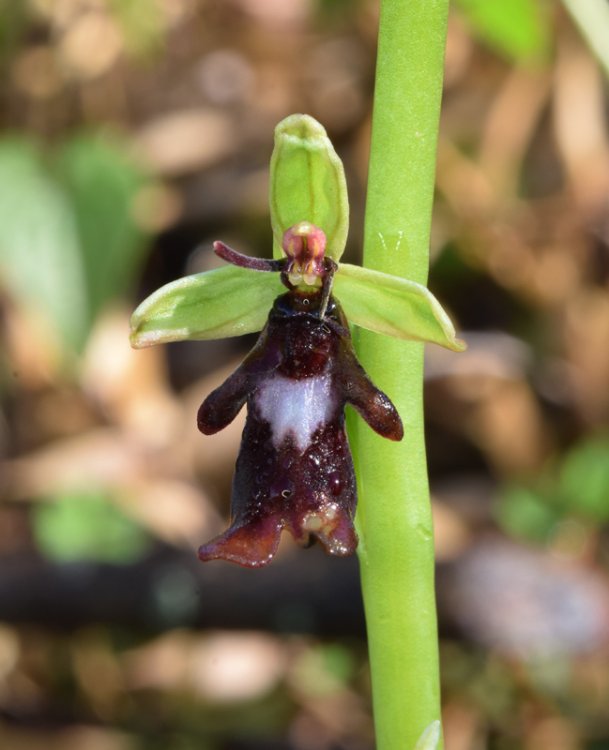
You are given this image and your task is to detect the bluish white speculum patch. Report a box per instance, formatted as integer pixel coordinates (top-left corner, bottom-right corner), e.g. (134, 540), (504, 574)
(255, 373), (336, 452)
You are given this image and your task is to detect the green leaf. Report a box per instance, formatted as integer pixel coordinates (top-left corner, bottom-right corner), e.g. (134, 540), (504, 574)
(55, 134), (150, 330)
(496, 485), (558, 542)
(33, 492), (151, 564)
(130, 265), (285, 348)
(270, 114), (349, 262)
(0, 138), (89, 350)
(454, 0), (549, 63)
(414, 720), (441, 750)
(559, 438), (609, 522)
(333, 264), (466, 351)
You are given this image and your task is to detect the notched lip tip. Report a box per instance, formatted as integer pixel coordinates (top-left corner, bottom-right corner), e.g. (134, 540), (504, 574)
(197, 551), (274, 569)
(197, 543), (275, 569)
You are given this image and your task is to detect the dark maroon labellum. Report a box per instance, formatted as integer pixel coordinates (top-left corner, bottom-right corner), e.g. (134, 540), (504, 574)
(197, 289), (403, 567)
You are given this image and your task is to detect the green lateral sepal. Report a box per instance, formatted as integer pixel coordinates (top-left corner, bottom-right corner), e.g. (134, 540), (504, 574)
(130, 265), (284, 348)
(334, 263), (466, 352)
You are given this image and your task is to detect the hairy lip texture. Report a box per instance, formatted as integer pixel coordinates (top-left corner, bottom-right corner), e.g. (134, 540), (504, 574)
(197, 291), (403, 568)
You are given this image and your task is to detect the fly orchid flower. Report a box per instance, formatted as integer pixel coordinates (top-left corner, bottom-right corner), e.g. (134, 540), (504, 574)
(130, 114), (464, 568)
(194, 221), (401, 566)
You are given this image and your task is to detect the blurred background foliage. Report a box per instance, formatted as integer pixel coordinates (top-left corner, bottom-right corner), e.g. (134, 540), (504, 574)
(1, 1), (609, 749)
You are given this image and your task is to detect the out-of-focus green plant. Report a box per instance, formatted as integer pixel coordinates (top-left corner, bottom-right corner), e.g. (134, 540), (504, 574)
(0, 138), (88, 350)
(0, 134), (152, 355)
(559, 438), (609, 522)
(453, 0), (609, 78)
(453, 0), (550, 63)
(33, 491), (152, 564)
(497, 437), (609, 543)
(56, 135), (151, 330)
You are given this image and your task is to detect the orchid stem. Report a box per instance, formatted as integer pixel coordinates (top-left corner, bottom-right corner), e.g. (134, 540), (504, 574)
(350, 1), (449, 749)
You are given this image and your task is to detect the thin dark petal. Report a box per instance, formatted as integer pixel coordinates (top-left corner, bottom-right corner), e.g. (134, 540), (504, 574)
(339, 342), (404, 441)
(349, 389), (404, 441)
(197, 370), (250, 434)
(214, 241), (285, 272)
(197, 326), (283, 434)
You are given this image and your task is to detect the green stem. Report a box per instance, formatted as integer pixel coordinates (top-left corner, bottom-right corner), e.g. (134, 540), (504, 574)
(351, 1), (449, 748)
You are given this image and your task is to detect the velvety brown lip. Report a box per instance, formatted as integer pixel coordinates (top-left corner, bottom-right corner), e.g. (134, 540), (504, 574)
(196, 289), (403, 568)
